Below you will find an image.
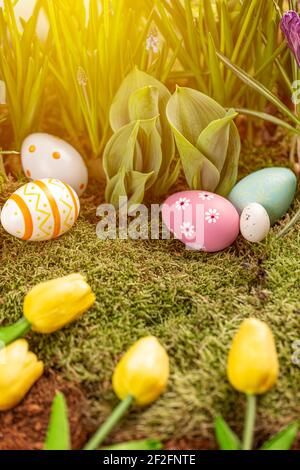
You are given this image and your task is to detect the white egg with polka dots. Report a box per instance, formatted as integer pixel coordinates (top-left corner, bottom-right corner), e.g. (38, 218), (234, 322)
(240, 203), (270, 243)
(21, 133), (88, 196)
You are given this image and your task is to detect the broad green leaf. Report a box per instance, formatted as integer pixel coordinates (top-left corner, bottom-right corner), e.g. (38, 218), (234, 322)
(217, 51), (300, 127)
(216, 121), (241, 196)
(214, 416), (241, 451)
(166, 86), (240, 193)
(153, 157), (181, 196)
(170, 123), (220, 191)
(138, 117), (162, 187)
(261, 422), (299, 450)
(166, 86), (226, 147)
(110, 68), (171, 132)
(103, 121), (139, 178)
(234, 108), (300, 136)
(104, 117), (162, 206)
(109, 68), (176, 198)
(44, 393), (71, 451)
(126, 170), (154, 207)
(103, 439), (163, 451)
(197, 109), (238, 172)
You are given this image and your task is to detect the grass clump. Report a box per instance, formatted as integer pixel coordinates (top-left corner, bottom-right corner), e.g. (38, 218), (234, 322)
(0, 0), (48, 149)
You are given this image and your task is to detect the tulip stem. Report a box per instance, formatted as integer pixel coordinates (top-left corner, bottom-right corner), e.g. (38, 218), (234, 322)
(242, 394), (256, 450)
(0, 317), (31, 346)
(83, 394), (134, 450)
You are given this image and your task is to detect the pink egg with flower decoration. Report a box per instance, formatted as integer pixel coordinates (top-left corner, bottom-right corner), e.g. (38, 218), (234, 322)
(162, 191), (240, 252)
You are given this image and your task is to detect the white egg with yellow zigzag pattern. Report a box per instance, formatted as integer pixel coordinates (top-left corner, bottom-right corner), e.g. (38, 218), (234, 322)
(0, 178), (80, 241)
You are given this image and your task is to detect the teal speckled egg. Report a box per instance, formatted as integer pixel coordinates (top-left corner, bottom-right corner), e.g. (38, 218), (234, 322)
(228, 167), (297, 225)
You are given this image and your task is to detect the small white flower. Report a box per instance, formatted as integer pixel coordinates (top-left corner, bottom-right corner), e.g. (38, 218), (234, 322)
(180, 222), (195, 239)
(146, 34), (159, 54)
(205, 208), (220, 224)
(175, 197), (191, 211)
(199, 192), (214, 201)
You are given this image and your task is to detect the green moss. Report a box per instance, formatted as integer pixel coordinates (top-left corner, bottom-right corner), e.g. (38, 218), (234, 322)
(0, 144), (299, 446)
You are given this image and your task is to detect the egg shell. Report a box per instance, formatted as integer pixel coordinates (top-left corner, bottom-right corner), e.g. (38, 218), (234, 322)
(240, 203), (270, 243)
(228, 167), (297, 225)
(21, 133), (88, 196)
(162, 191), (240, 252)
(0, 178), (80, 241)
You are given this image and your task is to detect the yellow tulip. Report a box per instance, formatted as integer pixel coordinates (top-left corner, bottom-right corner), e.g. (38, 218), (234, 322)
(0, 339), (44, 410)
(112, 336), (169, 406)
(227, 318), (279, 395)
(23, 273), (95, 334)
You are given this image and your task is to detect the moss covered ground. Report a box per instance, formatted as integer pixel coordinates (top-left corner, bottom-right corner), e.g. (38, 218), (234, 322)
(0, 142), (300, 447)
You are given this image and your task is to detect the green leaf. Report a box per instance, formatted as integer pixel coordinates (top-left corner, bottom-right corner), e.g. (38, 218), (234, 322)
(137, 117), (162, 187)
(105, 167), (128, 208)
(208, 34), (225, 105)
(103, 117), (162, 206)
(103, 439), (163, 451)
(105, 167), (154, 209)
(109, 68), (175, 196)
(110, 68), (171, 132)
(234, 108), (300, 136)
(126, 170), (155, 207)
(154, 157), (181, 197)
(166, 86), (240, 194)
(169, 121), (220, 191)
(103, 121), (139, 179)
(214, 416), (241, 451)
(217, 51), (300, 127)
(216, 120), (240, 196)
(203, 0), (219, 45)
(261, 422), (299, 450)
(44, 392), (71, 451)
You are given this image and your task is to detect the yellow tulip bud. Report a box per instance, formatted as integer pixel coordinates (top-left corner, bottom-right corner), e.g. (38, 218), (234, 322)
(23, 273), (95, 334)
(0, 339), (44, 410)
(227, 318), (279, 395)
(112, 336), (169, 406)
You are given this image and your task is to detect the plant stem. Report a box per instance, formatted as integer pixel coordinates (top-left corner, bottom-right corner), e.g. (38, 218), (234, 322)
(0, 317), (31, 346)
(242, 394), (256, 451)
(277, 209), (300, 238)
(83, 395), (134, 450)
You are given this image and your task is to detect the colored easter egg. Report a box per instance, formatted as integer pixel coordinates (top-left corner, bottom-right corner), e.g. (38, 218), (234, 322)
(162, 191), (240, 252)
(228, 167), (297, 225)
(0, 178), (80, 241)
(21, 133), (88, 196)
(240, 203), (270, 243)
